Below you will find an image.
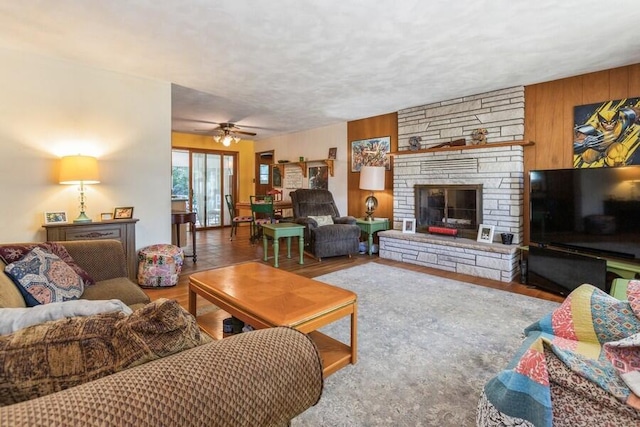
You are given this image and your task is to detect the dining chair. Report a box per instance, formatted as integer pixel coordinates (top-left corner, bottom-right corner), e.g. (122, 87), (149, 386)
(250, 195), (278, 243)
(224, 194), (253, 240)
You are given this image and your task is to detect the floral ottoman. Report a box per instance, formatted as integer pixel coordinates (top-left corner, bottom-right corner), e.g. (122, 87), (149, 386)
(137, 244), (184, 288)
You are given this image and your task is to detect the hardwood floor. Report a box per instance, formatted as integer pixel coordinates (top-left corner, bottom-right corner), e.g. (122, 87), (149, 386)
(142, 225), (564, 335)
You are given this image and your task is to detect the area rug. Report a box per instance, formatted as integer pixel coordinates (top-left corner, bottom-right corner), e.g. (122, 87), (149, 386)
(292, 262), (561, 426)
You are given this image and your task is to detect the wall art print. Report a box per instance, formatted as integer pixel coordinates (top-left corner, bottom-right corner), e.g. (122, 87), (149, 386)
(309, 166), (328, 190)
(351, 136), (391, 172)
(573, 97), (640, 168)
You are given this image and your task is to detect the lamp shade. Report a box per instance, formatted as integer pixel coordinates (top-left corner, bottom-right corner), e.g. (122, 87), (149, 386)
(59, 155), (100, 184)
(359, 166), (385, 191)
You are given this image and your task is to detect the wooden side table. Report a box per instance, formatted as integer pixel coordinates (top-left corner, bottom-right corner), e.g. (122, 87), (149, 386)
(356, 218), (389, 255)
(171, 211), (197, 262)
(43, 219), (138, 281)
(260, 223), (305, 268)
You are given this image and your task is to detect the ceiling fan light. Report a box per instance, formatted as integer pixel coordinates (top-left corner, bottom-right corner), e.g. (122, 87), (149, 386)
(222, 135), (233, 147)
(213, 135), (222, 143)
(233, 136), (241, 144)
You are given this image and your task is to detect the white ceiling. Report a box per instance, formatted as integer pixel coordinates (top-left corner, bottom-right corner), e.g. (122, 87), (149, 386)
(1, 1), (639, 140)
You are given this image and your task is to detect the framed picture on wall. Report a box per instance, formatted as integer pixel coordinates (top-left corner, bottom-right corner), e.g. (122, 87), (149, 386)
(351, 136), (391, 172)
(328, 147), (337, 159)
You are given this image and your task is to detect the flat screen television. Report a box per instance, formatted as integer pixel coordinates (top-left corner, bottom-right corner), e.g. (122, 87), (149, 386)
(529, 165), (640, 264)
(527, 246), (607, 295)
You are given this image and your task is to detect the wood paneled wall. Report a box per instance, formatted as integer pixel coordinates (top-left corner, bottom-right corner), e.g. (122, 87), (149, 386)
(523, 63), (640, 243)
(346, 113), (397, 219)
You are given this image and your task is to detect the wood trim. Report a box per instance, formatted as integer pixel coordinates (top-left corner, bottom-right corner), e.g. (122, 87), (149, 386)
(389, 140), (534, 156)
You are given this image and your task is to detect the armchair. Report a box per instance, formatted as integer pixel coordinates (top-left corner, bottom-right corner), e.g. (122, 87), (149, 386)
(290, 189), (360, 260)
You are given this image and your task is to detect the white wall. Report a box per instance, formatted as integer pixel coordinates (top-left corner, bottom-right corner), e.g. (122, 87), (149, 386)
(0, 48), (171, 248)
(257, 123), (349, 213)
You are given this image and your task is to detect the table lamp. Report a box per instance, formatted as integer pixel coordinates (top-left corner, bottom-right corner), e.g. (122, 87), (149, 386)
(359, 166), (385, 221)
(59, 155), (100, 223)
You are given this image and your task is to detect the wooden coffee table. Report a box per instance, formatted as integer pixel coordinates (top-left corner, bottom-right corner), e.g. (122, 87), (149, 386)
(189, 262), (357, 378)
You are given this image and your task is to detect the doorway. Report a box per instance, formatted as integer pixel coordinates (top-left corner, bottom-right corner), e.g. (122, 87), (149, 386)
(172, 148), (238, 229)
(255, 150), (274, 195)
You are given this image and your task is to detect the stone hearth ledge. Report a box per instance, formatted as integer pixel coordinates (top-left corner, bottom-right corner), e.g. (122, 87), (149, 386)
(378, 230), (520, 282)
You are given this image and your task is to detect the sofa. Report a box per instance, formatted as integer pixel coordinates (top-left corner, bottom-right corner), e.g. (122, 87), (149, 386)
(477, 283), (640, 426)
(290, 189), (360, 260)
(0, 239), (324, 426)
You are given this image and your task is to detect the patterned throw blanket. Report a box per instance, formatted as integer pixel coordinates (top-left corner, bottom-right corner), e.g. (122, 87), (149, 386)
(480, 282), (640, 426)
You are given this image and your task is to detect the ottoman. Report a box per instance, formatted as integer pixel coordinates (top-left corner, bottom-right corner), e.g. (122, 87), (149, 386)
(137, 244), (184, 288)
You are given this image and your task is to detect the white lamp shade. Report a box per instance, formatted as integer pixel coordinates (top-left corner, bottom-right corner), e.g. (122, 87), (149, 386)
(59, 155), (100, 184)
(359, 166), (385, 191)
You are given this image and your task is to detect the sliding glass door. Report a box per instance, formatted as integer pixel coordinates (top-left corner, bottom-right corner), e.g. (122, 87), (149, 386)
(172, 149), (237, 229)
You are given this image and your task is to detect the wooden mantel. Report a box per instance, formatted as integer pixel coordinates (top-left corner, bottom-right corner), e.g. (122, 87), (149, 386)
(390, 140), (534, 156)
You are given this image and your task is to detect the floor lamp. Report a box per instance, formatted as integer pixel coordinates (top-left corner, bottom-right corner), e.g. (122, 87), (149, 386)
(59, 155), (100, 223)
(359, 166), (385, 221)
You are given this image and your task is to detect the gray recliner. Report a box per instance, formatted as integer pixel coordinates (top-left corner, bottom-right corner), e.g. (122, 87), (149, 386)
(290, 189), (360, 260)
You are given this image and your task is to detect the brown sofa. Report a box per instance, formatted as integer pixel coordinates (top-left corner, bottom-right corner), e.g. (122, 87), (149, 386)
(0, 240), (324, 426)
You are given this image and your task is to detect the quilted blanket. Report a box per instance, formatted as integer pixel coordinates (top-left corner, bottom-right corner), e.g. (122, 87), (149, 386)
(478, 282), (640, 427)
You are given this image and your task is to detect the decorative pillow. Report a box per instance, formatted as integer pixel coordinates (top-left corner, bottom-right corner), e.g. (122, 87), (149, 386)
(0, 299), (132, 335)
(627, 280), (640, 318)
(604, 333), (640, 396)
(4, 247), (84, 306)
(0, 298), (209, 406)
(0, 243), (95, 287)
(308, 215), (334, 227)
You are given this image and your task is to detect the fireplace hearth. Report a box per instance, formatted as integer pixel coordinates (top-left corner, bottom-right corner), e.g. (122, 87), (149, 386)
(415, 184), (482, 239)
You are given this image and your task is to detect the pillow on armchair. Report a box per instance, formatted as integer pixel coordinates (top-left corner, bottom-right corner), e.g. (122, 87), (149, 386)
(308, 215), (334, 227)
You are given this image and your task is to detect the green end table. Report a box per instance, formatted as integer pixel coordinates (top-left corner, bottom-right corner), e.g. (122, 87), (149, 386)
(356, 218), (389, 255)
(261, 223), (305, 267)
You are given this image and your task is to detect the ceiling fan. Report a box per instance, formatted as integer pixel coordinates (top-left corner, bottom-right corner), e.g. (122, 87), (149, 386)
(203, 123), (257, 147)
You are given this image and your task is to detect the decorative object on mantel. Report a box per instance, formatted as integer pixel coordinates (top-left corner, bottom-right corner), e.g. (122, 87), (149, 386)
(470, 128), (488, 145)
(359, 166), (385, 221)
(408, 136), (422, 151)
(59, 155), (100, 223)
(402, 218), (416, 234)
(428, 226), (458, 237)
(431, 138), (466, 149)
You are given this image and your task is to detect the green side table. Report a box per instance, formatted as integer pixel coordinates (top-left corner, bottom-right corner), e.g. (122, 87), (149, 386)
(356, 218), (389, 255)
(261, 223), (305, 268)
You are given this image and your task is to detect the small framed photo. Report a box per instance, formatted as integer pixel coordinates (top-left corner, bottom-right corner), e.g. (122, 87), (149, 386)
(477, 224), (495, 243)
(44, 211), (68, 225)
(113, 207), (134, 219)
(100, 212), (113, 221)
(328, 147), (337, 160)
(402, 218), (416, 234)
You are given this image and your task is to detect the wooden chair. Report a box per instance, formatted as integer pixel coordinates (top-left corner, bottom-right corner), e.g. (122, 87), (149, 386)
(267, 188), (293, 221)
(250, 195), (278, 243)
(224, 194), (253, 240)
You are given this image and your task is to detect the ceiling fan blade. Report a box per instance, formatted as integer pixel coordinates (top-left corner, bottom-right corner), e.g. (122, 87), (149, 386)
(233, 130), (257, 136)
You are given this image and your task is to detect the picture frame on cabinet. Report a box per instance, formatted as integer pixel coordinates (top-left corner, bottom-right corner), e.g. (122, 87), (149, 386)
(100, 212), (113, 221)
(44, 211), (68, 225)
(113, 207), (134, 220)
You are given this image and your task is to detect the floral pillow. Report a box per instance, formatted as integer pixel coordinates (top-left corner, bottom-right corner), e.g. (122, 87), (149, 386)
(0, 243), (95, 286)
(4, 247), (84, 306)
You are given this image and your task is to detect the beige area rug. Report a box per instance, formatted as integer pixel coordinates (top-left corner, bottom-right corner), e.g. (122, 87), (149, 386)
(196, 303), (220, 316)
(292, 262), (560, 427)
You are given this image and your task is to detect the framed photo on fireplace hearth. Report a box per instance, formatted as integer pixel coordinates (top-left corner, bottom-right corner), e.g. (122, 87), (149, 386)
(477, 224), (495, 243)
(402, 218), (416, 234)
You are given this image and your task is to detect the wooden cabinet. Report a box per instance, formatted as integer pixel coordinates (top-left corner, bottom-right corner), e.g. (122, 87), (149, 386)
(43, 219), (139, 281)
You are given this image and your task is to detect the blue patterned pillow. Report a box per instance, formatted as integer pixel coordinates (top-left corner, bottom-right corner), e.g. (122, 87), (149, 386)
(4, 247), (84, 306)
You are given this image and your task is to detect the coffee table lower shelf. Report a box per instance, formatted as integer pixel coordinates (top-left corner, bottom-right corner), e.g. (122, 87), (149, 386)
(308, 331), (353, 377)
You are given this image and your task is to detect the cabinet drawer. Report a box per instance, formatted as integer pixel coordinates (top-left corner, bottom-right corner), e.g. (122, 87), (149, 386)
(61, 225), (124, 242)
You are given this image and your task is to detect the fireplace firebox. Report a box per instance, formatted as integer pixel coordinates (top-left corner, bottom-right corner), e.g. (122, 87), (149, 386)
(415, 185), (482, 239)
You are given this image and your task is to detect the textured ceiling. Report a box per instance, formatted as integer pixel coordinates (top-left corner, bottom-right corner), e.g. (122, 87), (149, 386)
(1, 1), (639, 140)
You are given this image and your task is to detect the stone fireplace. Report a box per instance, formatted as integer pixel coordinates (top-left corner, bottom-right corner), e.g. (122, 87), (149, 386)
(378, 86), (527, 281)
